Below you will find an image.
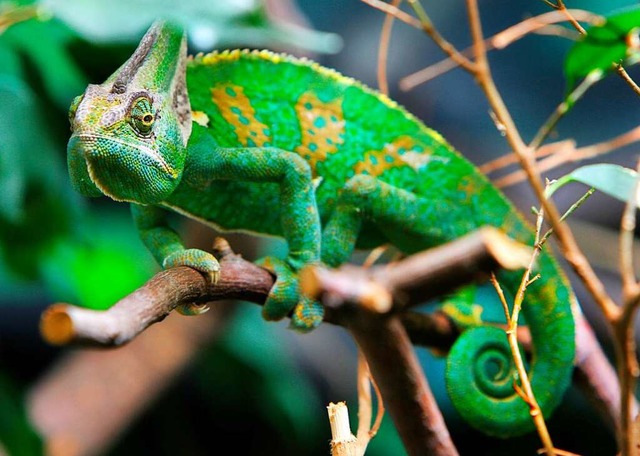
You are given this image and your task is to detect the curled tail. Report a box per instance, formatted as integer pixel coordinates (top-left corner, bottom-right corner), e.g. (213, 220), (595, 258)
(445, 251), (576, 438)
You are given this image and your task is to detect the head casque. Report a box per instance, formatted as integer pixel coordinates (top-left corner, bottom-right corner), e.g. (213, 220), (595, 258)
(67, 21), (192, 205)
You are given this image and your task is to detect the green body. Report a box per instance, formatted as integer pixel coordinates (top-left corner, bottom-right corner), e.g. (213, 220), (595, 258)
(67, 22), (576, 438)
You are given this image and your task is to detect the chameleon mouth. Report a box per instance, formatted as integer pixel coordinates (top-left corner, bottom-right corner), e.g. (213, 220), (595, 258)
(68, 134), (178, 203)
(72, 134), (176, 177)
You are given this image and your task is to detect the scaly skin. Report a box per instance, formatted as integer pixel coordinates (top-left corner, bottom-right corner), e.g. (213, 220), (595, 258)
(67, 21), (576, 438)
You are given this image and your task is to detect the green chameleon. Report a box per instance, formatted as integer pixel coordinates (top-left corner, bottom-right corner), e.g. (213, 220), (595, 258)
(67, 21), (576, 438)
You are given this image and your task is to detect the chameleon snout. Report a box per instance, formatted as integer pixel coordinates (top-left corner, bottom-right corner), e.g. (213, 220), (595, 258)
(67, 134), (179, 204)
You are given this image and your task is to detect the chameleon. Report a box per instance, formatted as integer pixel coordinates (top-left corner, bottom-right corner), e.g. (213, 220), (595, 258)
(67, 21), (576, 438)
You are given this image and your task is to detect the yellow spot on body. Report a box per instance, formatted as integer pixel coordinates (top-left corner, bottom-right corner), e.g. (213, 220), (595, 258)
(192, 110), (210, 127)
(355, 136), (430, 177)
(457, 175), (477, 201)
(294, 92), (345, 174)
(441, 301), (484, 328)
(211, 83), (270, 147)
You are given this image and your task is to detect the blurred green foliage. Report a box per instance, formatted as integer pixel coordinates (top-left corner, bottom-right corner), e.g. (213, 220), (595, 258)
(0, 371), (41, 455)
(564, 5), (640, 90)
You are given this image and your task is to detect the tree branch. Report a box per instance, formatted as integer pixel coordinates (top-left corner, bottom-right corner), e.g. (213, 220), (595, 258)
(38, 229), (621, 453)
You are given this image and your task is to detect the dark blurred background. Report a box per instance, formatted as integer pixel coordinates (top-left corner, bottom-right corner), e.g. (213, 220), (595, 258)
(0, 0), (638, 454)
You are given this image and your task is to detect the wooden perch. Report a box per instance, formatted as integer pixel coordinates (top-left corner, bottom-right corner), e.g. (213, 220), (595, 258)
(349, 313), (459, 455)
(300, 226), (533, 313)
(40, 227), (528, 347)
(40, 238), (272, 347)
(38, 228), (621, 454)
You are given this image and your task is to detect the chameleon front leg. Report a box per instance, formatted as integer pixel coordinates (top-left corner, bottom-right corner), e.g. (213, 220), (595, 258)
(181, 140), (324, 331)
(131, 204), (220, 315)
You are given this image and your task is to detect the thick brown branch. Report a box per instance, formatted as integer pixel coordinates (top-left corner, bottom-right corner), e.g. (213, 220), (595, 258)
(40, 238), (272, 347)
(301, 227), (533, 313)
(348, 314), (459, 456)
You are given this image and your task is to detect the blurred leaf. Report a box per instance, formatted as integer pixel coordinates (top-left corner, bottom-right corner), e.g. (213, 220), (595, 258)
(2, 17), (88, 109)
(40, 209), (157, 310)
(0, 371), (42, 456)
(546, 163), (639, 205)
(564, 6), (640, 89)
(42, 0), (342, 53)
(0, 76), (77, 279)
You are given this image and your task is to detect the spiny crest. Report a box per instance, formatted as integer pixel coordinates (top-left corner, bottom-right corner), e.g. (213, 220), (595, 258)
(190, 49), (396, 104)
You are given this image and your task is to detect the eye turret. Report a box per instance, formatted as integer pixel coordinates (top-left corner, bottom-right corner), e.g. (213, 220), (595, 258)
(129, 96), (155, 137)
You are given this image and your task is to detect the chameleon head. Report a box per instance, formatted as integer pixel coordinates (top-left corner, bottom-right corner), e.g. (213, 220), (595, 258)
(67, 21), (192, 204)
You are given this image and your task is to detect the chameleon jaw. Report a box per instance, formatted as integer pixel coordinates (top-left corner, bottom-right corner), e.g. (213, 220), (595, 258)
(68, 133), (179, 204)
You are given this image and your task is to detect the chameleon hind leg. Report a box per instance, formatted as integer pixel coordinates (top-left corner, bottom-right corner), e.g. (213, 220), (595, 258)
(321, 174), (483, 328)
(321, 174), (476, 267)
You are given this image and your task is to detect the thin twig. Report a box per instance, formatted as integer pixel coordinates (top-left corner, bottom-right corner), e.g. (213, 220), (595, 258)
(491, 273), (556, 456)
(377, 0), (402, 95)
(355, 354), (384, 455)
(361, 0), (475, 72)
(400, 9), (598, 90)
(544, 0), (588, 35)
(529, 71), (603, 151)
(461, 0), (619, 327)
(539, 188), (595, 246)
(612, 160), (640, 454)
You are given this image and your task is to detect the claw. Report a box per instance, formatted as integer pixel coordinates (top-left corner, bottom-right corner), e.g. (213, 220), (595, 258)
(176, 302), (210, 316)
(210, 267), (220, 285)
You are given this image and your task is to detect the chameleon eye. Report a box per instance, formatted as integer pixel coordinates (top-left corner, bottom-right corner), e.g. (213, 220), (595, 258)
(129, 96), (155, 137)
(68, 94), (84, 131)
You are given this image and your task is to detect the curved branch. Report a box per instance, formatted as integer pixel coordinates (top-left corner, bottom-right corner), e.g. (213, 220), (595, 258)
(40, 238), (273, 347)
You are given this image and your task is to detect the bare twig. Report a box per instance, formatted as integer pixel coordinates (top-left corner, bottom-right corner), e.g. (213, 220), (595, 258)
(360, 0), (475, 72)
(490, 196), (557, 455)
(462, 0), (619, 324)
(485, 126), (640, 188)
(355, 354), (384, 455)
(400, 9), (598, 90)
(611, 160), (640, 454)
(376, 0), (402, 95)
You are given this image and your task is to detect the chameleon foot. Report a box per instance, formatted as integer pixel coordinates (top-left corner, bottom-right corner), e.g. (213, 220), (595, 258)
(290, 296), (323, 332)
(256, 256), (324, 331)
(163, 249), (219, 316)
(163, 248), (221, 284)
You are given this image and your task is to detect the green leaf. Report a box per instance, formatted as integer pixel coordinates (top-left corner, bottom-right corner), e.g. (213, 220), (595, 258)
(0, 76), (79, 279)
(40, 209), (157, 310)
(564, 6), (640, 89)
(546, 164), (639, 205)
(2, 18), (88, 109)
(0, 371), (43, 456)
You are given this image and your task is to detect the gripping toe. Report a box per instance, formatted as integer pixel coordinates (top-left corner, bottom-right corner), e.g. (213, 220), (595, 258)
(163, 248), (220, 284)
